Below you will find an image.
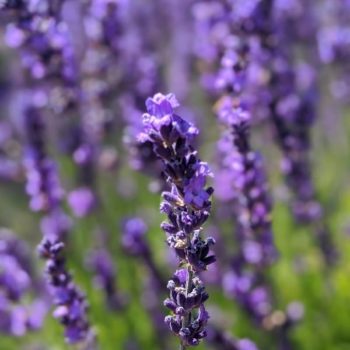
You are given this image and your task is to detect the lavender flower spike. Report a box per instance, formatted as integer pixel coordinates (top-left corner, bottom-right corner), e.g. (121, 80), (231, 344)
(0, 229), (48, 337)
(23, 103), (93, 345)
(138, 93), (216, 348)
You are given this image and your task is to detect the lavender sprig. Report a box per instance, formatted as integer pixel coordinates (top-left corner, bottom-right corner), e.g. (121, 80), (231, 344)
(1, 5), (93, 340)
(204, 2), (298, 346)
(23, 102), (92, 344)
(215, 103), (299, 348)
(195, 0), (336, 265)
(216, 101), (279, 324)
(138, 93), (215, 348)
(121, 216), (253, 350)
(38, 239), (91, 343)
(0, 229), (48, 337)
(216, 101), (277, 267)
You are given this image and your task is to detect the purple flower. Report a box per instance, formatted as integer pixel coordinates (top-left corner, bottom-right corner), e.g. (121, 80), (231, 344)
(138, 93), (215, 348)
(68, 187), (97, 218)
(216, 120), (277, 267)
(145, 93), (179, 118)
(0, 255), (31, 301)
(38, 238), (91, 344)
(142, 93), (198, 140)
(215, 91), (250, 120)
(164, 270), (209, 347)
(20, 104), (93, 344)
(2, 1), (79, 112)
(23, 106), (64, 213)
(184, 174), (210, 209)
(0, 229), (48, 337)
(202, 2), (293, 341)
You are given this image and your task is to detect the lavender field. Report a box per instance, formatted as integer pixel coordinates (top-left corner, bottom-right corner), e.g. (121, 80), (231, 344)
(0, 1), (350, 349)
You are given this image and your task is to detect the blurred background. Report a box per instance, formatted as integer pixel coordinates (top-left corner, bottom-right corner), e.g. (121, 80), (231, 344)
(0, 1), (350, 349)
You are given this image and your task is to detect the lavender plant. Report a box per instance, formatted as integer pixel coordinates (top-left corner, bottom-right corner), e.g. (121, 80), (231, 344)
(214, 98), (287, 336)
(194, 0), (337, 265)
(138, 93), (216, 348)
(193, 2), (302, 347)
(0, 229), (47, 337)
(216, 108), (302, 347)
(23, 103), (93, 344)
(1, 1), (92, 328)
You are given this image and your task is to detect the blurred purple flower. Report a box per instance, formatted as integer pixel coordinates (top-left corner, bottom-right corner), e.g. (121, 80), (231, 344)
(0, 229), (48, 337)
(68, 187), (97, 218)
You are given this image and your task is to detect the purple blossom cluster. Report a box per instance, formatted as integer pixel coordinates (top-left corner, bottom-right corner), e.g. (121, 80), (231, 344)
(38, 239), (91, 343)
(138, 93), (215, 348)
(3, 0), (78, 112)
(215, 102), (281, 328)
(0, 229), (47, 337)
(216, 125), (277, 267)
(22, 103), (92, 344)
(202, 1), (300, 345)
(195, 0), (337, 266)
